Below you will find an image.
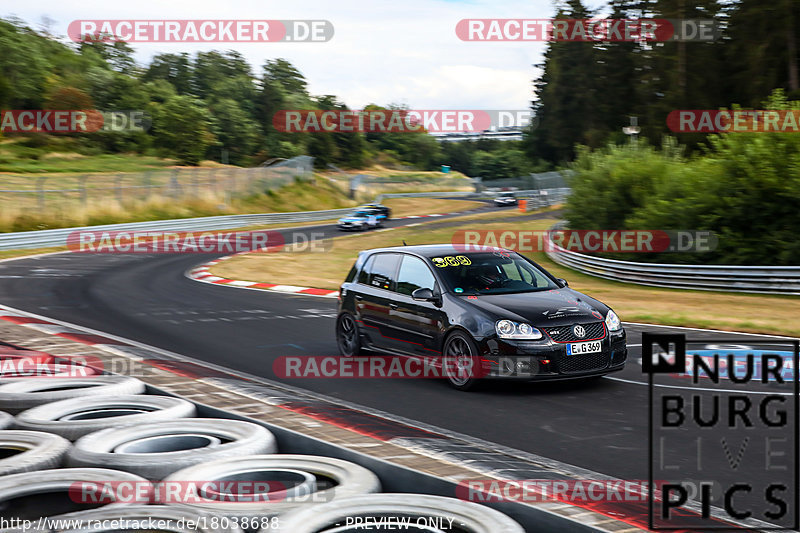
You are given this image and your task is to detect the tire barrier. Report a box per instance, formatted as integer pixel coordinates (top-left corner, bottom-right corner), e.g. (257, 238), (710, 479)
(0, 376), (145, 414)
(0, 430), (71, 476)
(13, 395), (196, 440)
(275, 493), (527, 533)
(0, 467), (151, 523)
(66, 418), (278, 480)
(0, 410), (11, 430)
(0, 342), (544, 532)
(160, 454), (381, 518)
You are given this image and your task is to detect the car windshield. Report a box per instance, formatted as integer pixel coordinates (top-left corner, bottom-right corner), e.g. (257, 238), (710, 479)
(428, 252), (559, 295)
(352, 211), (369, 217)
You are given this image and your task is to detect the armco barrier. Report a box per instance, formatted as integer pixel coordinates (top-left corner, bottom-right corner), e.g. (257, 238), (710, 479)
(0, 189), (504, 251)
(545, 223), (800, 295)
(0, 208), (355, 251)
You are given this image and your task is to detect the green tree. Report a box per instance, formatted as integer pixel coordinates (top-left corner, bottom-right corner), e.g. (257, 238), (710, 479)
(191, 51), (252, 100)
(263, 58), (309, 96)
(151, 95), (215, 164)
(142, 53), (192, 95)
(724, 0), (800, 104)
(208, 98), (260, 165)
(527, 0), (601, 163)
(79, 40), (136, 74)
(0, 18), (52, 108)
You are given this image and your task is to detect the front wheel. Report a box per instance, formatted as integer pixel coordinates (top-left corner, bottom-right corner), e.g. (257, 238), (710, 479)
(336, 313), (362, 357)
(442, 331), (482, 391)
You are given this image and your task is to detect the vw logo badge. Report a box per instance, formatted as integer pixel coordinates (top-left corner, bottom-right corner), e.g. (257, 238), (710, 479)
(573, 325), (586, 338)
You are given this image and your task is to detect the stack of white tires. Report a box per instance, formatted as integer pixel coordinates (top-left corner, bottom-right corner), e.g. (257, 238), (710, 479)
(0, 372), (525, 532)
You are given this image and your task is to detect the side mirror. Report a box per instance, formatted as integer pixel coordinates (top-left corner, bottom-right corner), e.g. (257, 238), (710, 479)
(411, 288), (435, 301)
(556, 278), (569, 287)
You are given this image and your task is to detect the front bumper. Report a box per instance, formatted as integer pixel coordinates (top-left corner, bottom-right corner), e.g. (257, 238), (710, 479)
(337, 222), (363, 231)
(475, 329), (627, 380)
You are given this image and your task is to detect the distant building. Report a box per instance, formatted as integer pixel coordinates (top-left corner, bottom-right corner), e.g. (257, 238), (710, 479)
(431, 129), (524, 142)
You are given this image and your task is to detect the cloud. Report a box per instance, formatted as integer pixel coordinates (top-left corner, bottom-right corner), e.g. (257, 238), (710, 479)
(8, 0), (606, 109)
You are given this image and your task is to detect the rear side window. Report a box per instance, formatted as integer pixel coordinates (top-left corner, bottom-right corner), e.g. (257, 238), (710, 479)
(357, 255), (374, 284)
(396, 255), (437, 296)
(345, 253), (368, 283)
(358, 253), (400, 291)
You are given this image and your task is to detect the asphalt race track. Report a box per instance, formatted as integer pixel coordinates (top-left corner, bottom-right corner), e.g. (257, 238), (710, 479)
(0, 203), (796, 524)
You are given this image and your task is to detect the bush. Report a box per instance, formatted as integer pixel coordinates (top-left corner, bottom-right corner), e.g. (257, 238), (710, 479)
(565, 91), (800, 265)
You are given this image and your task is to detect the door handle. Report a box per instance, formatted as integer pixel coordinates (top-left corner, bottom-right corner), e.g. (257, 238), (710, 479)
(355, 295), (363, 301)
(389, 303), (398, 309)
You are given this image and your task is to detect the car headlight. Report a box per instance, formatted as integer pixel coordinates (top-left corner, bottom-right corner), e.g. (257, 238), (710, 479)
(495, 319), (542, 340)
(605, 310), (622, 332)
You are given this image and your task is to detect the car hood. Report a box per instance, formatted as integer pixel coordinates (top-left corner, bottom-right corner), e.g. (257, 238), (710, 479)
(339, 217), (365, 223)
(457, 288), (608, 327)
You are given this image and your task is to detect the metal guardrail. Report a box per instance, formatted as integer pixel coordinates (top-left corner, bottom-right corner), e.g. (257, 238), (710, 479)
(374, 191), (479, 202)
(545, 222), (800, 295)
(0, 208), (356, 250)
(0, 191), (485, 250)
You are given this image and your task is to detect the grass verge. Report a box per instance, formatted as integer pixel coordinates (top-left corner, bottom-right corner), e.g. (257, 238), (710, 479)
(211, 215), (800, 337)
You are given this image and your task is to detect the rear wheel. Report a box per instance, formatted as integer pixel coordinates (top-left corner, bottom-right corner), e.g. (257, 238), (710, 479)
(336, 313), (362, 357)
(443, 331), (482, 391)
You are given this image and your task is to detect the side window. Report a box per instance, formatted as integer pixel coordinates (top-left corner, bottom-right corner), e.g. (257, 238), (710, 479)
(501, 261), (549, 287)
(501, 262), (533, 284)
(346, 253), (368, 283)
(359, 253), (400, 291)
(357, 255), (375, 285)
(396, 255), (436, 296)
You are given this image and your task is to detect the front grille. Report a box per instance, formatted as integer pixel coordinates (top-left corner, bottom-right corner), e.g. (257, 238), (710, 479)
(559, 351), (611, 374)
(543, 322), (606, 343)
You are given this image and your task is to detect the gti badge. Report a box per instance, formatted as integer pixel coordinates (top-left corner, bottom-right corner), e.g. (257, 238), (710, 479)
(573, 325), (586, 338)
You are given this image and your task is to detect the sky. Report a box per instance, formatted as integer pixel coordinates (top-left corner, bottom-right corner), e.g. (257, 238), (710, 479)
(7, 0), (608, 111)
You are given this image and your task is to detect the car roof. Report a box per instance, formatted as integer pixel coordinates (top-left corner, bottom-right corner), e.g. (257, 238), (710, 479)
(362, 244), (508, 257)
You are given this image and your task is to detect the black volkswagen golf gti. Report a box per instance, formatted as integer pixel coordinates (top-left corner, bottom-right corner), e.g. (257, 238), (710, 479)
(336, 244), (627, 390)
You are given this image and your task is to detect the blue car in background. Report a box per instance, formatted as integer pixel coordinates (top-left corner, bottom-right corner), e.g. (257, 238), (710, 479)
(337, 207), (387, 231)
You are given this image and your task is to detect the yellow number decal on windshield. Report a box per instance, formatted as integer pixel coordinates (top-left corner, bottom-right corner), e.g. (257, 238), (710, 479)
(433, 256), (471, 267)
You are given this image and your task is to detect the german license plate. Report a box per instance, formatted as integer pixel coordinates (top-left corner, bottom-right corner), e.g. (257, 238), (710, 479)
(567, 340), (602, 355)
